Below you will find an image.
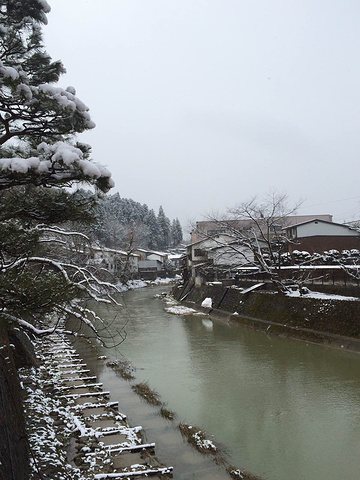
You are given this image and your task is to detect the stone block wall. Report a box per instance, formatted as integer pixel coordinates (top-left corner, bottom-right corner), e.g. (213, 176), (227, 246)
(0, 321), (29, 480)
(174, 283), (360, 342)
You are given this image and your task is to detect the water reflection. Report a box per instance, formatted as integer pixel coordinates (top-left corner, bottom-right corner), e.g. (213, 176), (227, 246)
(92, 286), (360, 480)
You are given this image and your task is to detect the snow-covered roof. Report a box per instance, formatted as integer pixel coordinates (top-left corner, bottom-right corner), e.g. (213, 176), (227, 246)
(186, 233), (235, 248)
(91, 246), (140, 257)
(147, 250), (168, 257)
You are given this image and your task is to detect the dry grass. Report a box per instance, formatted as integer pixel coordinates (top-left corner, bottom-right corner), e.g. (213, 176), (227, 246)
(178, 423), (217, 455)
(160, 406), (176, 421)
(106, 360), (135, 381)
(132, 382), (162, 406)
(226, 466), (265, 480)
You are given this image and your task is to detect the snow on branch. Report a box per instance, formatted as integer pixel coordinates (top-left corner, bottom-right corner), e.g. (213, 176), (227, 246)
(0, 141), (114, 192)
(2, 255), (122, 305)
(36, 224), (90, 242)
(2, 312), (55, 336)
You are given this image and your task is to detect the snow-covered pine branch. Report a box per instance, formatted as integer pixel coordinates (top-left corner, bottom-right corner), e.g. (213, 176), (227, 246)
(0, 141), (114, 192)
(0, 0), (123, 359)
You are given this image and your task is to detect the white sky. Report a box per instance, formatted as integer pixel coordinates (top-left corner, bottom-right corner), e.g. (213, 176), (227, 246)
(43, 0), (360, 228)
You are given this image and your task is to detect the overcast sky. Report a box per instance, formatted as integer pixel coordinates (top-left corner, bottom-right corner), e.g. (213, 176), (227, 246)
(43, 0), (360, 228)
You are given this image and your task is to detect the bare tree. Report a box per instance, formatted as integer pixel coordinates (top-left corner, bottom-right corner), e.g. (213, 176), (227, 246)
(194, 192), (306, 293)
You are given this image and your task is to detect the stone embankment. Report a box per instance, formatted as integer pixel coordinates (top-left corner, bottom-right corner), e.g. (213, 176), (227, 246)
(173, 282), (360, 352)
(21, 330), (173, 479)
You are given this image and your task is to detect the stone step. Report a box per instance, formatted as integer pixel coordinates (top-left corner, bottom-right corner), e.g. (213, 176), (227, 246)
(93, 465), (173, 478)
(108, 442), (156, 454)
(62, 390), (110, 399)
(56, 382), (103, 391)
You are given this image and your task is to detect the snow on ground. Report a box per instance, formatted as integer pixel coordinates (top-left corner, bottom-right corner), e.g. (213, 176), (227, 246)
(164, 305), (208, 316)
(163, 294), (207, 316)
(19, 331), (155, 479)
(117, 277), (179, 292)
(286, 290), (359, 301)
(20, 366), (94, 479)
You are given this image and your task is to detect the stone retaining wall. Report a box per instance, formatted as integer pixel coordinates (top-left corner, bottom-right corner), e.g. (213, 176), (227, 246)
(0, 322), (29, 480)
(173, 282), (360, 350)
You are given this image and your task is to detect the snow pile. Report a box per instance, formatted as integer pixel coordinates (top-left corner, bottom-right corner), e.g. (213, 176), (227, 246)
(192, 429), (217, 452)
(201, 297), (213, 308)
(149, 276), (181, 285)
(116, 277), (178, 292)
(116, 279), (148, 291)
(163, 294), (207, 316)
(165, 305), (202, 315)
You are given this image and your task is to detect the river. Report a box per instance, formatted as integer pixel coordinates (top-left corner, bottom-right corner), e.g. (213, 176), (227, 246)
(82, 284), (360, 480)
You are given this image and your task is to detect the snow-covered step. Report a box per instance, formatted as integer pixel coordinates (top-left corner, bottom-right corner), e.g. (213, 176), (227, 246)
(58, 369), (91, 375)
(56, 382), (103, 391)
(50, 354), (81, 360)
(70, 401), (120, 411)
(93, 467), (173, 478)
(97, 427), (141, 436)
(56, 363), (88, 368)
(108, 442), (156, 454)
(93, 467), (173, 479)
(48, 348), (79, 354)
(61, 390), (110, 399)
(55, 375), (97, 384)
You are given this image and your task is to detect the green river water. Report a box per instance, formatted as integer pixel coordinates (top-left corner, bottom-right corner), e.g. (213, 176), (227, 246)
(80, 284), (360, 480)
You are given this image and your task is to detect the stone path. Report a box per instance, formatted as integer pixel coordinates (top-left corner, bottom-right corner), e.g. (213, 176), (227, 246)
(28, 330), (173, 479)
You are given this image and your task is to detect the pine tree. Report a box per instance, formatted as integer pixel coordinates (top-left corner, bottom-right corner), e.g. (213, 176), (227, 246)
(145, 208), (161, 250)
(171, 218), (183, 247)
(0, 4), (125, 477)
(157, 205), (171, 250)
(0, 2), (118, 345)
(0, 0), (113, 191)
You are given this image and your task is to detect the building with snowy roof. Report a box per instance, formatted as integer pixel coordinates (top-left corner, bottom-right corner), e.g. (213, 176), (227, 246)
(87, 246), (139, 276)
(284, 219), (360, 254)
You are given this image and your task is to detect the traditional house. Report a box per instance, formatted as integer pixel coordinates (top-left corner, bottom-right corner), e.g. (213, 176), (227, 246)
(284, 219), (360, 254)
(186, 234), (258, 286)
(133, 249), (170, 278)
(87, 246), (139, 276)
(192, 215), (333, 243)
(167, 253), (184, 271)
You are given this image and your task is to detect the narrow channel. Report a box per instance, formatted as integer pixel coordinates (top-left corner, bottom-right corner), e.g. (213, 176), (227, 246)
(79, 284), (360, 480)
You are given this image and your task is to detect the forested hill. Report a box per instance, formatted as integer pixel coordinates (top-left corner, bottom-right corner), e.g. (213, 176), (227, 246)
(87, 193), (183, 251)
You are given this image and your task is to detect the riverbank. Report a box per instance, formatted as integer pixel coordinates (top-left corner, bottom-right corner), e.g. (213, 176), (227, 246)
(71, 283), (360, 480)
(173, 282), (360, 352)
(19, 280), (258, 480)
(21, 330), (173, 479)
(73, 324), (260, 480)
